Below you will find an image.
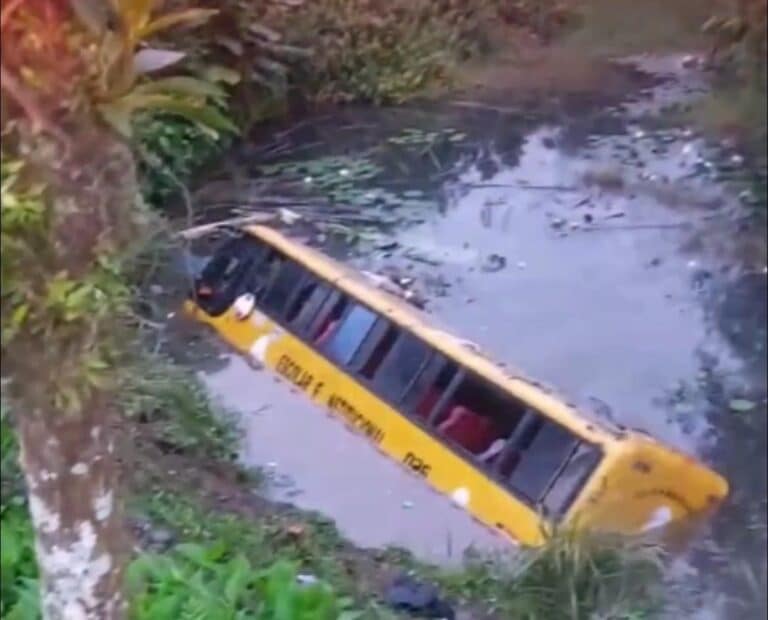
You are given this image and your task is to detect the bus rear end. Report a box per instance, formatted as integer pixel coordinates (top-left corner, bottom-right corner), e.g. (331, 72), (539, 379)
(567, 433), (728, 544)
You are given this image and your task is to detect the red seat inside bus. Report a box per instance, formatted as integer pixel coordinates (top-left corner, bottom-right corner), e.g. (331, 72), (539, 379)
(438, 406), (497, 454)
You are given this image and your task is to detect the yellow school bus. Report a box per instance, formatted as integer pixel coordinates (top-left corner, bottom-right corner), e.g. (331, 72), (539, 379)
(183, 225), (729, 547)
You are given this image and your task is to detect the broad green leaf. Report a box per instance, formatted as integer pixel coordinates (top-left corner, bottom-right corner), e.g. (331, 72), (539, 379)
(137, 9), (218, 39)
(224, 555), (252, 604)
(147, 99), (238, 135)
(132, 77), (228, 100)
(10, 303), (29, 328)
(3, 578), (41, 620)
(199, 65), (242, 85)
(98, 101), (134, 137)
(144, 592), (184, 620)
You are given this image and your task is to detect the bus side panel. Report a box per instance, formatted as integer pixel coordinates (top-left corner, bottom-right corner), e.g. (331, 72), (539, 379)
(186, 302), (546, 546)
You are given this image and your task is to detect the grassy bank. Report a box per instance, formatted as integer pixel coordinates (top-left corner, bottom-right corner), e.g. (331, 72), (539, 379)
(1, 357), (664, 619)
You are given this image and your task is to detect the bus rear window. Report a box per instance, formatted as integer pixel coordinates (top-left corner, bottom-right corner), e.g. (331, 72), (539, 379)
(540, 442), (601, 518)
(505, 421), (579, 505)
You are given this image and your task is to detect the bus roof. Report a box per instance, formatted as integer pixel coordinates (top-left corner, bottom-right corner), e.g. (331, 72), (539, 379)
(246, 225), (625, 446)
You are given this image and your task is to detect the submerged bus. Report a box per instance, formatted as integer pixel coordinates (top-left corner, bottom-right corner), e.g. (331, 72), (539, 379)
(184, 225), (728, 547)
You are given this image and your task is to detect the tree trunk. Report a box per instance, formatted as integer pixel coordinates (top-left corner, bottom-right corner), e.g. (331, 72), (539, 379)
(17, 405), (128, 620)
(5, 119), (140, 620)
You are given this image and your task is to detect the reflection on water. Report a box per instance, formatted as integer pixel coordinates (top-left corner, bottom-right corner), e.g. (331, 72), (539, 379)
(177, 55), (766, 617)
(200, 353), (508, 565)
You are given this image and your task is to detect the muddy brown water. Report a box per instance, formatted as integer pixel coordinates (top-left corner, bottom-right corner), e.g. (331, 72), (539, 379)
(165, 54), (766, 618)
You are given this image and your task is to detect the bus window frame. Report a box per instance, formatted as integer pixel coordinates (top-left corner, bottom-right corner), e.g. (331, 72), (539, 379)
(259, 256), (309, 318)
(538, 441), (603, 519)
(319, 302), (379, 366)
(305, 289), (349, 342)
(400, 350), (442, 408)
(356, 326), (435, 405)
(347, 317), (394, 376)
(426, 369), (465, 426)
(503, 419), (584, 507)
(283, 270), (330, 328)
(225, 236), (601, 522)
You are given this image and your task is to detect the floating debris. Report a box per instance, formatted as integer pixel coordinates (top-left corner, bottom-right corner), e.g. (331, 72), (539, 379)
(550, 217), (567, 230)
(384, 574), (455, 619)
(278, 207), (301, 225)
(480, 253), (507, 273)
(728, 399), (757, 413)
(296, 574), (319, 586)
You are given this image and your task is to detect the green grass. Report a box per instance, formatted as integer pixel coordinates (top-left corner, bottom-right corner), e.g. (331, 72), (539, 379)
(136, 489), (666, 619)
(121, 354), (242, 463)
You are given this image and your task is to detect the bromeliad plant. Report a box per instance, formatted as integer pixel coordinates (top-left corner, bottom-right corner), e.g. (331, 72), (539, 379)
(0, 1), (236, 618)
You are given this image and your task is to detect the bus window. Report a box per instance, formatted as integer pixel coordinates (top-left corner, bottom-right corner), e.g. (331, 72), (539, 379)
(346, 319), (396, 378)
(540, 442), (601, 519)
(321, 304), (378, 366)
(311, 293), (349, 345)
(432, 375), (526, 459)
(366, 331), (431, 403)
(249, 249), (285, 301)
(495, 411), (542, 478)
(287, 276), (331, 332)
(402, 356), (458, 420)
(260, 257), (305, 317)
(505, 420), (579, 506)
(194, 235), (264, 316)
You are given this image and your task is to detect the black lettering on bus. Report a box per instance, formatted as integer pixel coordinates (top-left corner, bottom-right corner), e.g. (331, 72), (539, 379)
(275, 354), (314, 392)
(327, 393), (385, 444)
(403, 451), (431, 477)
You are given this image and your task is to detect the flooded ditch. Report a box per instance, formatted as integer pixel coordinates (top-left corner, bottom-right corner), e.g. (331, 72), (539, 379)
(159, 54), (766, 618)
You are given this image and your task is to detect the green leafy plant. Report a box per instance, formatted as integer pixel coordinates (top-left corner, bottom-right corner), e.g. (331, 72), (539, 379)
(0, 400), (35, 618)
(135, 113), (228, 209)
(0, 497), (38, 618)
(127, 544), (355, 620)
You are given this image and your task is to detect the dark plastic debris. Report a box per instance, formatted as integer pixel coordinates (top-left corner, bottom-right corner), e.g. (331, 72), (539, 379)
(384, 574), (455, 619)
